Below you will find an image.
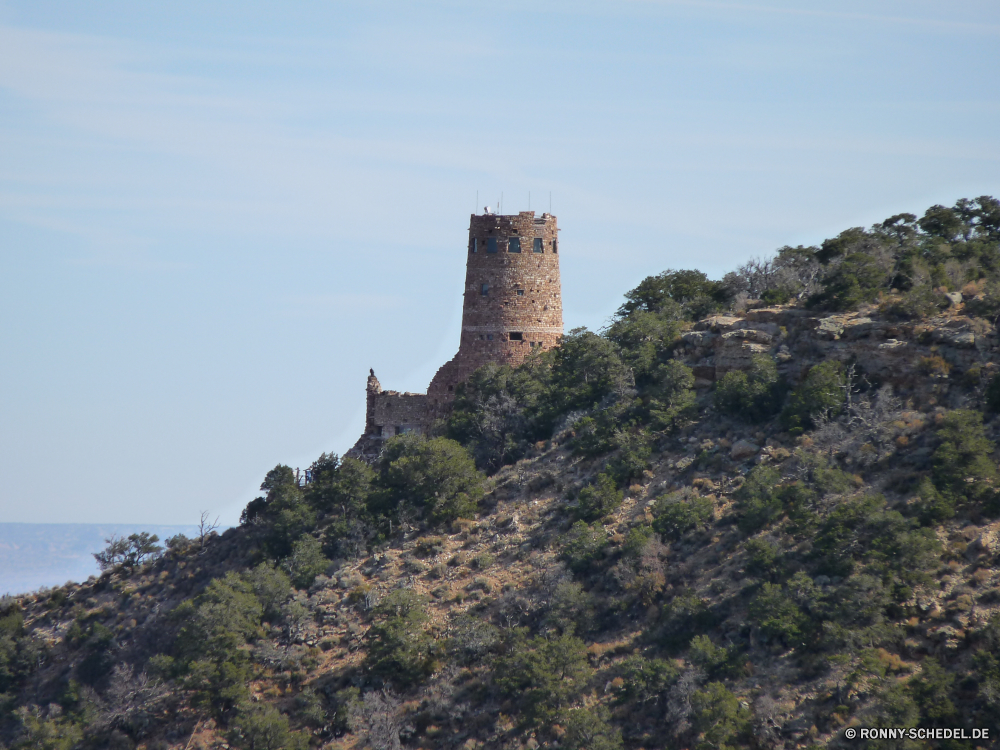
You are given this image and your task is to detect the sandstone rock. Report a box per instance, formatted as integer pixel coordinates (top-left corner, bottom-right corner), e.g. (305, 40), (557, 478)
(730, 439), (760, 460)
(695, 315), (741, 333)
(842, 317), (875, 339)
(716, 339), (770, 374)
(878, 339), (907, 350)
(815, 317), (845, 340)
(722, 328), (773, 345)
(674, 456), (695, 471)
(945, 291), (963, 306)
(776, 344), (793, 362)
(683, 331), (717, 347)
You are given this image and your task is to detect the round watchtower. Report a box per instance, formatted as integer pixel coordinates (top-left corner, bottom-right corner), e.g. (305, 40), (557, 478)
(427, 211), (563, 403)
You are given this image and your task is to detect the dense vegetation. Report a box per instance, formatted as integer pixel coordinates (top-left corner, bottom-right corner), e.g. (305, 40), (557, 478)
(3, 195), (1000, 750)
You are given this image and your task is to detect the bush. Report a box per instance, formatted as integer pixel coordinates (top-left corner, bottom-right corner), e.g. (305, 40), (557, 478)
(560, 706), (623, 750)
(283, 535), (329, 590)
(744, 538), (782, 579)
(229, 702), (309, 750)
(747, 583), (811, 647)
(735, 466), (782, 533)
(613, 655), (679, 707)
(714, 355), (784, 423)
(780, 360), (846, 432)
(93, 532), (162, 572)
(652, 493), (714, 538)
(690, 682), (750, 750)
(243, 564), (292, 622)
(932, 409), (998, 509)
(364, 590), (438, 687)
(576, 473), (623, 521)
(494, 633), (592, 727)
(660, 591), (713, 650)
(812, 494), (940, 583)
(375, 435), (485, 526)
(561, 521), (609, 575)
(809, 250), (890, 311)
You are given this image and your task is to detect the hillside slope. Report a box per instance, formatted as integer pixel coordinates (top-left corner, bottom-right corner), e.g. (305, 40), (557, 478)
(4, 198), (1000, 750)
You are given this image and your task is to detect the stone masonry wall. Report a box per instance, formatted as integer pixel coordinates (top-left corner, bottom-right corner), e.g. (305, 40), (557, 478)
(427, 211), (562, 410)
(346, 211), (564, 461)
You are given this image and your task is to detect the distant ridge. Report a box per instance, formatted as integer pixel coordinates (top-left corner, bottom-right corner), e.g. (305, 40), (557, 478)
(0, 522), (202, 596)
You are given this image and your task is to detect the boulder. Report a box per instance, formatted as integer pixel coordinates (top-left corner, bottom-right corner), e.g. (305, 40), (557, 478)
(730, 439), (760, 460)
(815, 317), (845, 340)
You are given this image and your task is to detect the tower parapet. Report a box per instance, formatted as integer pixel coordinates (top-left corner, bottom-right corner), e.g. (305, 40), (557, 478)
(347, 211), (563, 460)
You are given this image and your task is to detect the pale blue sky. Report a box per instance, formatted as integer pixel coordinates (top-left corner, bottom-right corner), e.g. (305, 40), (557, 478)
(1, 1), (998, 526)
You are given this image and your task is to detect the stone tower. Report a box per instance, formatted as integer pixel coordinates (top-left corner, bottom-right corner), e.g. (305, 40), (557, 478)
(347, 211), (562, 459)
(427, 211), (563, 407)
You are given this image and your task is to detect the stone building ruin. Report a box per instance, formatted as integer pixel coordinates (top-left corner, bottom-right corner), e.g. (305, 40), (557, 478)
(347, 211), (563, 460)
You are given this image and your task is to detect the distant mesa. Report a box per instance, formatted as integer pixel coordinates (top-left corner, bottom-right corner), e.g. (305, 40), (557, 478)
(347, 211), (563, 460)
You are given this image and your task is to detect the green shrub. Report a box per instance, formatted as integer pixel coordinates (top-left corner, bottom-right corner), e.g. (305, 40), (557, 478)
(660, 591), (713, 650)
(561, 521), (609, 575)
(748, 582), (811, 647)
(908, 658), (957, 724)
(714, 355), (784, 423)
(744, 538), (782, 579)
(543, 581), (596, 636)
(690, 682), (750, 750)
(560, 706), (623, 750)
(364, 590), (438, 687)
(576, 473), (624, 521)
(809, 251), (890, 311)
(283, 535), (329, 590)
(812, 494), (940, 583)
(780, 360), (846, 432)
(229, 702), (309, 750)
(243, 564), (292, 622)
(932, 409), (998, 509)
(652, 493), (714, 538)
(912, 476), (954, 524)
(374, 435), (485, 525)
(494, 633), (592, 727)
(606, 431), (653, 486)
(645, 360), (697, 432)
(688, 635), (736, 677)
(613, 655), (679, 707)
(735, 466), (782, 533)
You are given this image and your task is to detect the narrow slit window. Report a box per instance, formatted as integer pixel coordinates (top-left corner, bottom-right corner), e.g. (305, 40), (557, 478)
(516, 289), (525, 296)
(508, 237), (521, 253)
(552, 238), (558, 253)
(481, 283), (489, 296)
(487, 237), (498, 253)
(470, 238), (478, 253)
(509, 332), (523, 341)
(533, 237), (543, 253)
(487, 333), (494, 340)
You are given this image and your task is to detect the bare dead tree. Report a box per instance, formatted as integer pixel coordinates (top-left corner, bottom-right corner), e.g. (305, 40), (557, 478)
(100, 663), (168, 738)
(197, 510), (220, 553)
(351, 689), (406, 750)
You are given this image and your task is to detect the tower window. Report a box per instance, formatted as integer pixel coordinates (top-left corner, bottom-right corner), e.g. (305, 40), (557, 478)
(470, 238), (478, 253)
(517, 289), (524, 296)
(481, 283), (489, 296)
(487, 237), (498, 253)
(508, 237), (521, 253)
(552, 238), (558, 253)
(487, 333), (494, 340)
(533, 237), (543, 253)
(509, 332), (523, 341)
